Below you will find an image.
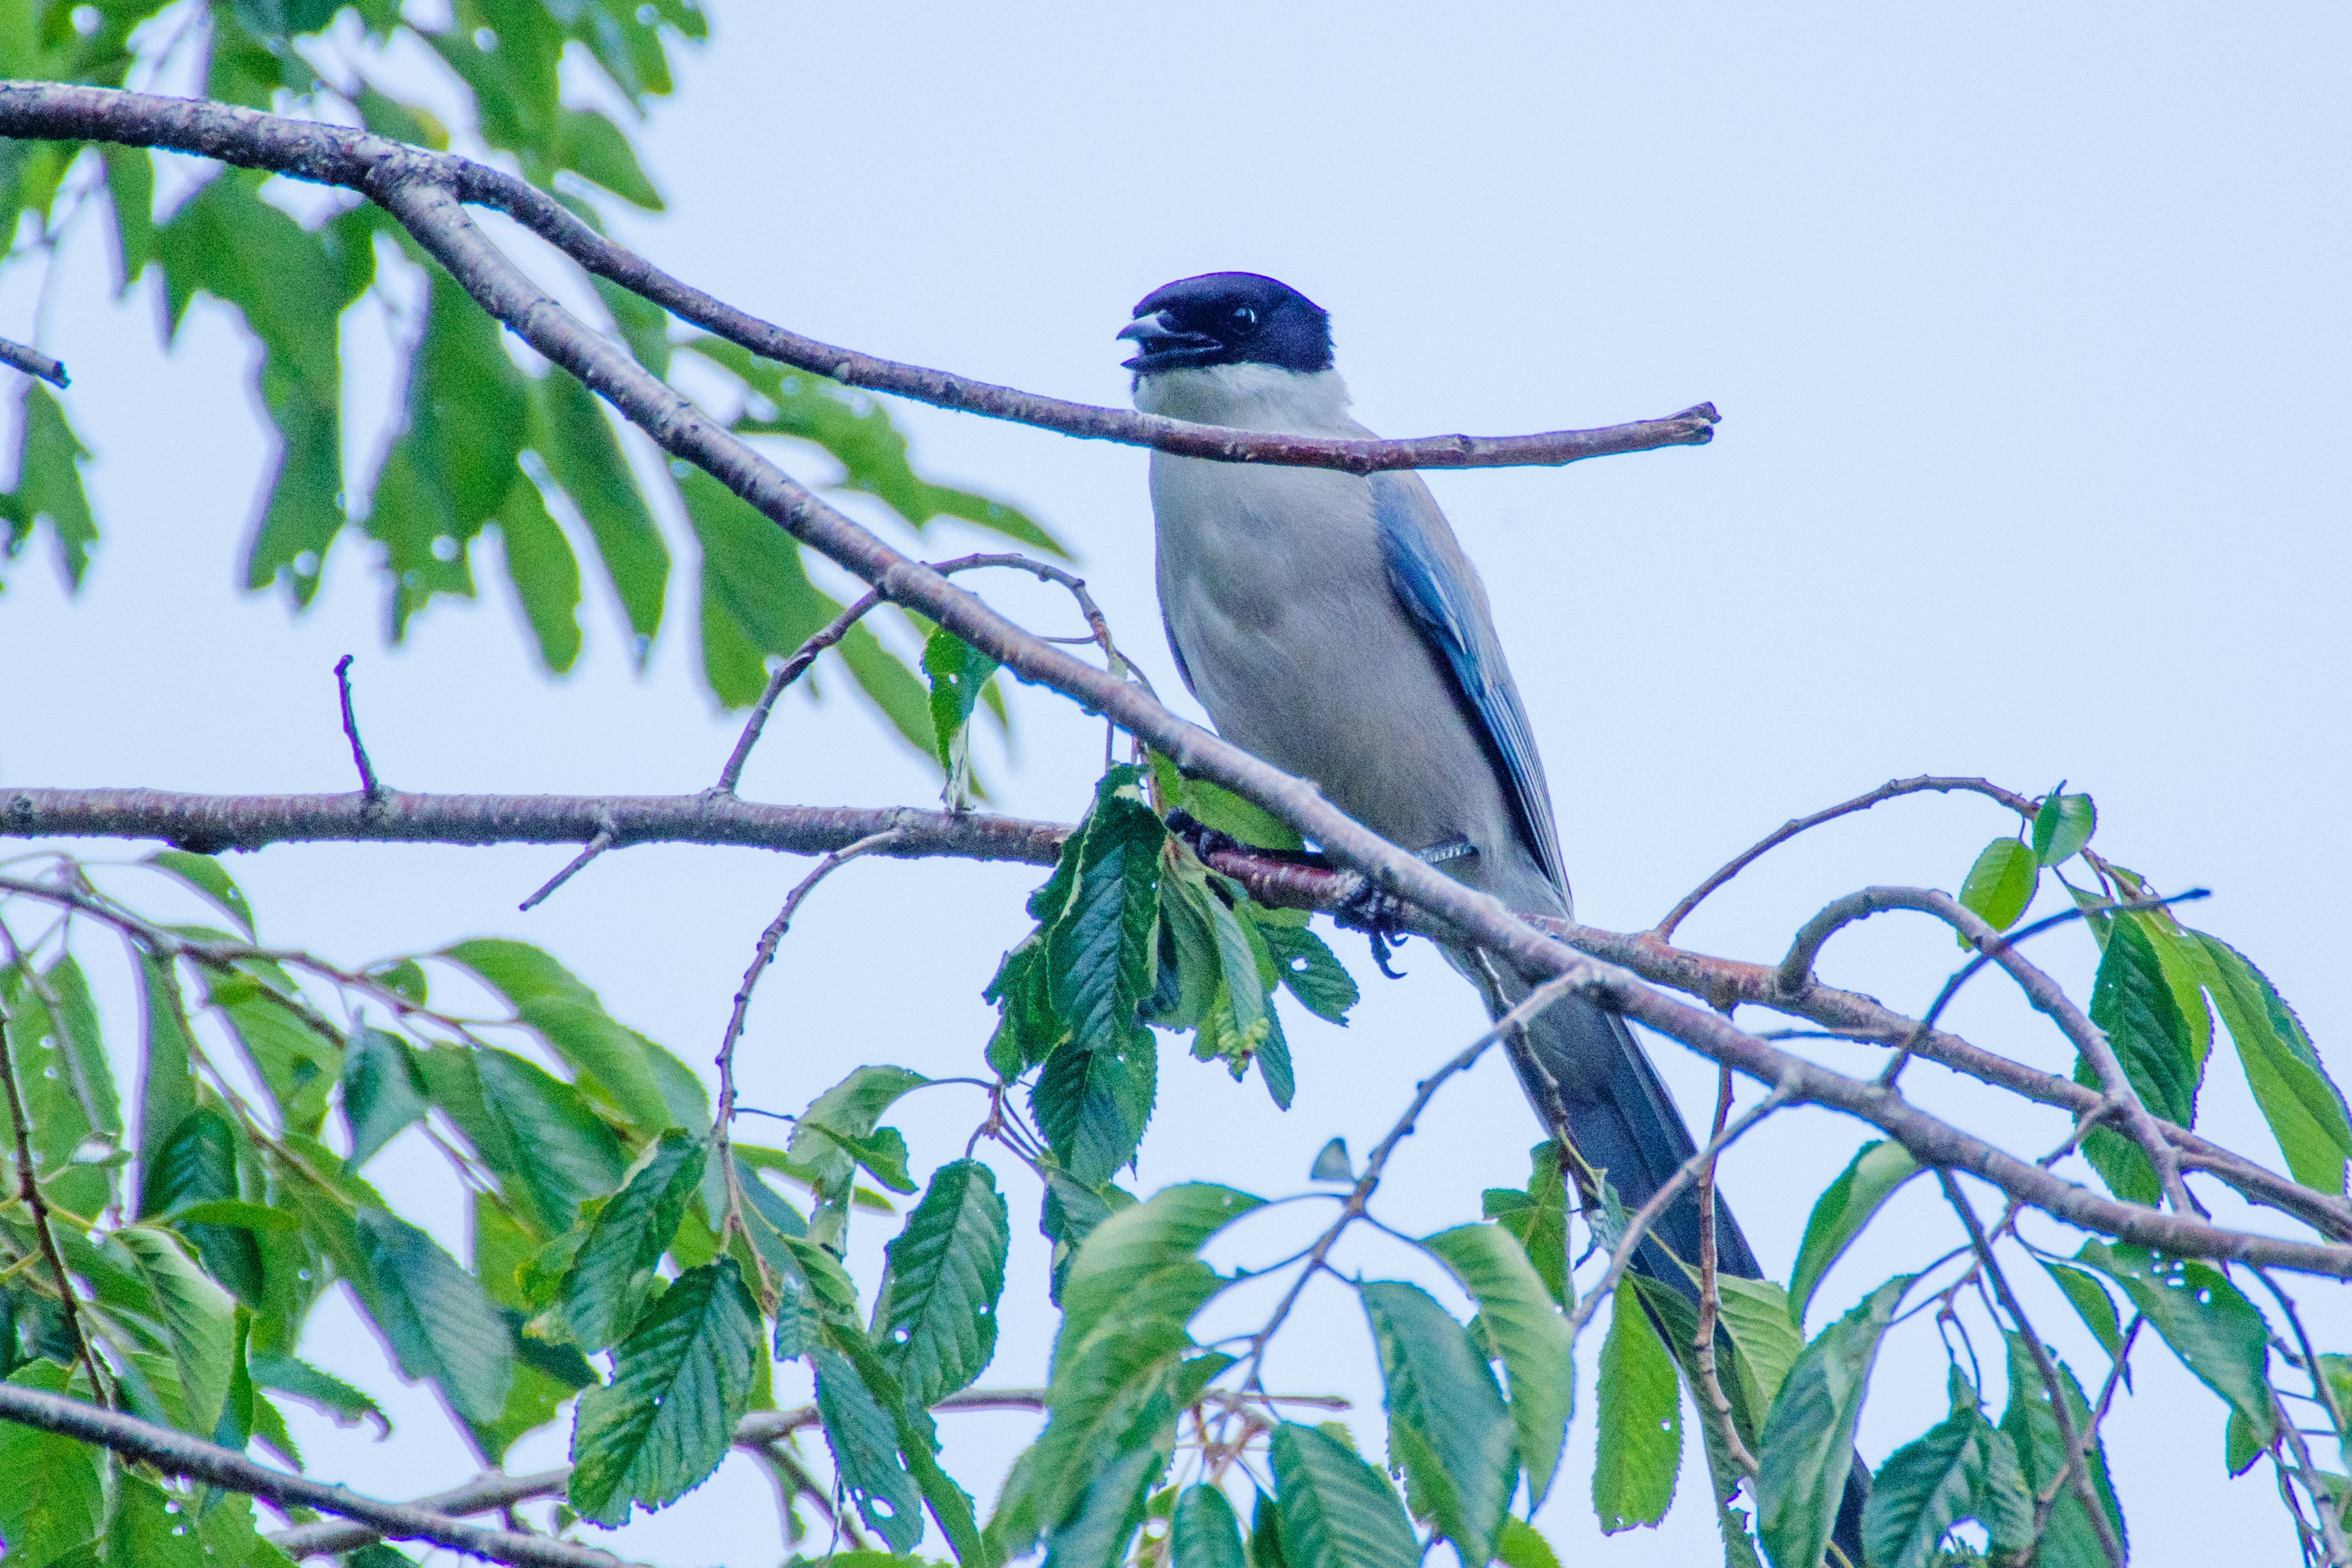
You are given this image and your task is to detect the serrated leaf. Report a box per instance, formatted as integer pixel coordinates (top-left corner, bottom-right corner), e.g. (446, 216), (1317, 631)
(1046, 784), (1167, 1058)
(4, 385), (97, 587)
(1957, 837), (2038, 936)
(812, 1346), (927, 1554)
(1359, 1280), (1514, 1567)
(2032, 791), (2097, 867)
(1032, 1029), (1158, 1188)
(1422, 1223), (1572, 1510)
(115, 1227), (236, 1436)
(1483, 1144), (1570, 1310)
(2075, 1240), (2274, 1445)
(348, 1206), (513, 1427)
(2086, 916), (2198, 1126)
(1045, 1441), (1164, 1568)
(2192, 933), (2352, 1194)
(1787, 1139), (1920, 1326)
(1594, 1293), (1679, 1532)
(1715, 1276), (1804, 1413)
(144, 850), (254, 936)
(440, 938), (674, 1136)
(0, 1381), (104, 1568)
(1491, 1517), (1559, 1568)
(560, 1131), (706, 1352)
(2037, 1258), (2124, 1363)
(339, 1025), (428, 1172)
(470, 1048), (627, 1233)
(569, 1259), (762, 1526)
(248, 1351), (386, 1434)
(1861, 1404), (2003, 1568)
(143, 1106), (262, 1309)
(925, 627), (997, 808)
(1268, 1422), (1420, 1568)
(1254, 918), (1357, 1025)
(872, 1159), (1010, 1409)
(1755, 1274), (1910, 1568)
(1172, 1484), (1250, 1568)
(1175, 775), (1303, 853)
(1997, 1333), (2125, 1567)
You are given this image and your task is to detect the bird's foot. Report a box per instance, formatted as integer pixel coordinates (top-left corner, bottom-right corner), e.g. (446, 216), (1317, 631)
(1165, 809), (1330, 869)
(1335, 881), (1412, 979)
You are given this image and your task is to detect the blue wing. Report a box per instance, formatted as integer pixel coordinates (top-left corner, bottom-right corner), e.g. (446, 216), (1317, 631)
(1371, 473), (1567, 892)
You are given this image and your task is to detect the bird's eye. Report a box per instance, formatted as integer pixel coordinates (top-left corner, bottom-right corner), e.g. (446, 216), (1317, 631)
(1229, 305), (1260, 335)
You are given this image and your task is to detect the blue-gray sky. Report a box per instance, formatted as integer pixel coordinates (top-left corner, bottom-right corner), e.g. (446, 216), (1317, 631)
(4, 3), (2347, 1562)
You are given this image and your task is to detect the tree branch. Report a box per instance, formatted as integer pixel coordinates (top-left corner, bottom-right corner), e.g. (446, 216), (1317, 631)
(0, 81), (1714, 475)
(0, 1379), (635, 1568)
(0, 333), (67, 388)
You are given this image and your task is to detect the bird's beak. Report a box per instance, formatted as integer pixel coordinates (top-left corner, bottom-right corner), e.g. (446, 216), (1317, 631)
(1118, 311), (1218, 372)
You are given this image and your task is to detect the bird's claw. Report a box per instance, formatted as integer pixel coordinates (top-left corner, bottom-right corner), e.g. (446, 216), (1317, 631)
(1336, 881), (1412, 979)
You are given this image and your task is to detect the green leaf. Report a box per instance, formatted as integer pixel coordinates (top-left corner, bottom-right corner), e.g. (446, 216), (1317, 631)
(115, 1227), (236, 1436)
(1059, 1184), (1262, 1369)
(872, 1159), (1011, 1410)
(569, 1258), (763, 1526)
(1172, 1484), (1250, 1568)
(821, 1326), (991, 1565)
(527, 371), (668, 655)
(1358, 1280), (1514, 1567)
(497, 469), (584, 673)
(470, 1047), (627, 1233)
(1482, 1144), (1570, 1310)
(1787, 1139), (1920, 1326)
(2086, 916), (2199, 1126)
(339, 1026), (429, 1172)
(1254, 918), (1357, 1025)
(1046, 779), (1168, 1059)
(167, 1199), (295, 1232)
(1714, 1276), (1804, 1414)
(1957, 837), (2038, 936)
(558, 107), (663, 208)
(2037, 1258), (2125, 1363)
(789, 1065), (929, 1245)
(249, 1351), (386, 1434)
(2225, 1407), (2264, 1477)
(1175, 774), (1304, 853)
(2075, 1240), (2274, 1445)
(1044, 1441), (1163, 1568)
(0, 1380), (104, 1568)
(2, 385), (97, 587)
(1421, 1223), (1573, 1510)
(109, 1474), (206, 1567)
(348, 1206), (513, 1428)
(1267, 1422), (1420, 1568)
(134, 955), (199, 1209)
(2192, 933), (2352, 1194)
(560, 1131), (706, 1352)
(1033, 1029), (1158, 1188)
(2032, 791), (2098, 867)
(1755, 1274), (1911, 1568)
(1594, 1291), (1680, 1534)
(440, 938), (674, 1136)
(143, 1106), (263, 1308)
(1862, 1403), (2009, 1568)
(811, 1344), (929, 1553)
(1997, 1333), (2124, 1567)
(1491, 1517), (1560, 1568)
(144, 850), (255, 936)
(924, 628), (998, 807)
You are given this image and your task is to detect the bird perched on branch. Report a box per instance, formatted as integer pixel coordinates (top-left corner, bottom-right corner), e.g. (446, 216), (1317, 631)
(1119, 271), (1866, 1550)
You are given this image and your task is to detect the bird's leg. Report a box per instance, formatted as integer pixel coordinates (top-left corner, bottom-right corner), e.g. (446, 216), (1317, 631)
(1335, 838), (1478, 979)
(1163, 809), (1330, 869)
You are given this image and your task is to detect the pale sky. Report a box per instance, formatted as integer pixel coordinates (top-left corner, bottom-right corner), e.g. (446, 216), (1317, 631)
(4, 4), (2348, 1564)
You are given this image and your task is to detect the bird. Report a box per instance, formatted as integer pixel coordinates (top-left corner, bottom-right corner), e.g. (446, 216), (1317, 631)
(1118, 271), (1868, 1553)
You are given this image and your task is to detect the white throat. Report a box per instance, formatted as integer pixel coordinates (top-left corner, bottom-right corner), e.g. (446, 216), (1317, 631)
(1133, 364), (1357, 435)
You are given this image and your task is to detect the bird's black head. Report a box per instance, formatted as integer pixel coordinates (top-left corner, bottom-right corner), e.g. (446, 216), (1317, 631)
(1117, 273), (1333, 375)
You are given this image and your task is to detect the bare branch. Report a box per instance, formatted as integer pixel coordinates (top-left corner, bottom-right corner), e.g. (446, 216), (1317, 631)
(331, 655), (385, 803)
(1692, 1060), (1758, 1477)
(0, 1379), (635, 1568)
(715, 590), (884, 795)
(0, 334), (68, 387)
(518, 813), (616, 911)
(270, 1389), (1050, 1559)
(1654, 775), (2039, 941)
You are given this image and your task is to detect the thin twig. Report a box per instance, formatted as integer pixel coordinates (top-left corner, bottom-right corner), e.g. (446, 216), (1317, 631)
(333, 655), (385, 802)
(517, 816), (617, 911)
(1937, 1170), (2123, 1568)
(1692, 1058), (1758, 1476)
(2252, 1270), (2352, 1566)
(0, 983), (105, 1402)
(1655, 775), (2038, 941)
(714, 589), (884, 795)
(0, 334), (68, 387)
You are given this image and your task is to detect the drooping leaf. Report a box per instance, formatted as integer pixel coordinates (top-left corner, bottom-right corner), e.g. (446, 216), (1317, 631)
(2076, 914), (2200, 1205)
(1268, 1423), (1420, 1568)
(527, 370), (668, 654)
(348, 1206), (514, 1428)
(1482, 1144), (1570, 1310)
(0, 1379), (105, 1568)
(134, 954), (200, 1217)
(496, 468), (584, 673)
(144, 850), (255, 937)
(872, 1158), (1011, 1409)
(560, 1131), (706, 1352)
(109, 1474), (206, 1567)
(1172, 1484), (1250, 1568)
(1862, 1402), (2011, 1568)
(249, 1351), (387, 1434)
(468, 1047), (628, 1233)
(2192, 933), (2352, 1195)
(1787, 1139), (1920, 1327)
(440, 938), (674, 1136)
(2038, 1258), (2125, 1364)
(1997, 1333), (2125, 1568)
(1714, 1276), (1804, 1414)
(1031, 1028), (1158, 1188)
(145, 1106), (263, 1309)
(2, 385), (97, 587)
(789, 1065), (929, 1246)
(115, 1227), (236, 1436)
(1359, 1280), (1515, 1568)
(1044, 1441), (1163, 1568)
(925, 627), (997, 808)
(1956, 837), (2038, 935)
(1044, 777), (1168, 1059)
(569, 1259), (763, 1526)
(1174, 774), (1304, 853)
(1254, 918), (1357, 1025)
(823, 1325), (990, 1566)
(1422, 1222), (1574, 1510)
(1491, 1517), (1561, 1568)
(339, 1026), (429, 1172)
(1593, 1294), (1680, 1533)
(2074, 1240), (2274, 1446)
(1755, 1274), (1911, 1568)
